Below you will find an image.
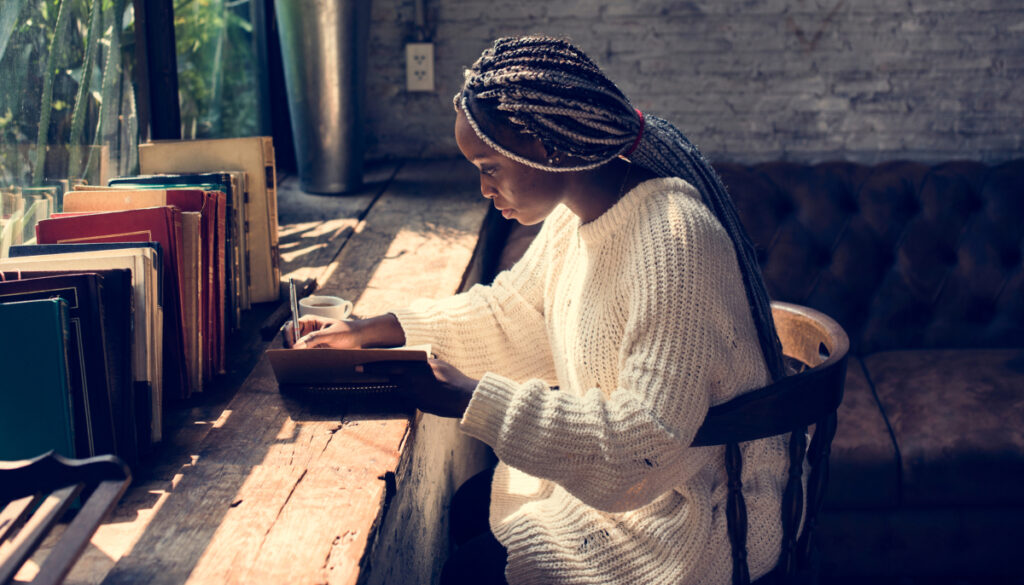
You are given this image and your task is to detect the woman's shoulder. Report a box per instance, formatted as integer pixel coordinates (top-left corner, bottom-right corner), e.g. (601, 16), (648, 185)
(633, 176), (701, 200)
(619, 177), (744, 295)
(628, 177), (729, 245)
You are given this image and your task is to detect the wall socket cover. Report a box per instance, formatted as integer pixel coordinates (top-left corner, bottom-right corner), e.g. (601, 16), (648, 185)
(406, 42), (435, 92)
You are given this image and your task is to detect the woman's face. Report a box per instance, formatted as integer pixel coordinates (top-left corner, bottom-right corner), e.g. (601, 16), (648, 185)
(454, 107), (567, 226)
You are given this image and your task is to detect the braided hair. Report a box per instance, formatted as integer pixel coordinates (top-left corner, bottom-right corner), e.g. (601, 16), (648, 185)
(456, 35), (786, 382)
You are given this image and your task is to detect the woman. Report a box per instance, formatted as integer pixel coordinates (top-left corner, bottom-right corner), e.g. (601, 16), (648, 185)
(289, 35), (791, 585)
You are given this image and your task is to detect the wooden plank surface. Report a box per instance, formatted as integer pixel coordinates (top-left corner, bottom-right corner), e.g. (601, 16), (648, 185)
(277, 162), (400, 288)
(31, 159), (487, 585)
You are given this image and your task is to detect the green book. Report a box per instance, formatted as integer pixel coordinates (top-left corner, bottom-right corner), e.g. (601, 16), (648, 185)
(0, 298), (76, 460)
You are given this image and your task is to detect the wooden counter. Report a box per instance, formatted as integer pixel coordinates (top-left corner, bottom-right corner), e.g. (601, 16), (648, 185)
(30, 159), (493, 585)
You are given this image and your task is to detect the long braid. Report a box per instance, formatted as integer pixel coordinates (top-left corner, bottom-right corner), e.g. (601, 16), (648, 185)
(457, 35), (786, 382)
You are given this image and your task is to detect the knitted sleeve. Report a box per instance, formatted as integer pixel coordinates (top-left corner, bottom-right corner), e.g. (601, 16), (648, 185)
(460, 193), (762, 513)
(390, 211), (568, 382)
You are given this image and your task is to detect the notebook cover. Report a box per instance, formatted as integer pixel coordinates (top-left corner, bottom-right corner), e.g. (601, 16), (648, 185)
(35, 206), (190, 399)
(139, 137), (280, 303)
(0, 298), (77, 459)
(266, 348), (429, 407)
(0, 274), (126, 463)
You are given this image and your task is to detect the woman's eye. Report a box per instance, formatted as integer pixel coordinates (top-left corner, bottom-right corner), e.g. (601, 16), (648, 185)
(480, 166), (496, 177)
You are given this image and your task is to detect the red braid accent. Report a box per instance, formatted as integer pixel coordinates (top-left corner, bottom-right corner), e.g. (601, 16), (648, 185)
(624, 109), (644, 156)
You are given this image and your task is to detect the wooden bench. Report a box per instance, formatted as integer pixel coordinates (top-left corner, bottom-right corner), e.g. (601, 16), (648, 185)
(21, 159), (492, 585)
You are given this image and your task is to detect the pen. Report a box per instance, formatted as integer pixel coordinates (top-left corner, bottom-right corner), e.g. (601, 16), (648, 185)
(289, 277), (300, 345)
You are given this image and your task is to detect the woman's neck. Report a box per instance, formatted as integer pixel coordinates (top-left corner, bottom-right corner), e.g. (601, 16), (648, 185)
(563, 159), (656, 224)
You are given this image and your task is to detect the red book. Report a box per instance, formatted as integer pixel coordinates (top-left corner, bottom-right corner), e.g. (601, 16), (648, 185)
(155, 190), (217, 382)
(36, 206), (190, 399)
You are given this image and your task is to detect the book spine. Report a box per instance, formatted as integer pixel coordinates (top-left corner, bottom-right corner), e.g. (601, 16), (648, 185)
(86, 276), (119, 458)
(203, 196), (215, 382)
(99, 273), (140, 467)
(168, 207), (191, 399)
(216, 191), (226, 372)
(224, 175), (241, 329)
(239, 173), (251, 311)
(57, 300), (79, 457)
(263, 137), (281, 300)
(245, 180), (252, 295)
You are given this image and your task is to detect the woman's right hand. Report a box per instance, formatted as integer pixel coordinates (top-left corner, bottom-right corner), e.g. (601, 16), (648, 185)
(284, 315), (360, 349)
(283, 313), (406, 349)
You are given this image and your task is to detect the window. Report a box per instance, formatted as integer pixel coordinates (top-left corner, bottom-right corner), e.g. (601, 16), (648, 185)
(174, 0), (265, 139)
(0, 0), (270, 255)
(0, 0), (138, 252)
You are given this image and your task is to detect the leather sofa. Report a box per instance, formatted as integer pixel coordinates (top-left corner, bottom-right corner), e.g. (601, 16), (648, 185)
(492, 160), (1024, 581)
(715, 160), (1024, 581)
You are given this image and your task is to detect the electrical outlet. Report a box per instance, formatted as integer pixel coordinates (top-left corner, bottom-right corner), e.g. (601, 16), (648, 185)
(406, 42), (435, 92)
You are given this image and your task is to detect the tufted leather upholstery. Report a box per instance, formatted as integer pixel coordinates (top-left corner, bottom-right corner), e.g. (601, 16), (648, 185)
(716, 161), (1024, 354)
(715, 160), (1024, 579)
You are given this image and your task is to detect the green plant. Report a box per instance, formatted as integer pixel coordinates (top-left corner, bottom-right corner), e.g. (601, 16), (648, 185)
(67, 0), (102, 179)
(31, 0), (72, 185)
(0, 0), (29, 63)
(1, 0), (256, 190)
(0, 0), (135, 188)
(174, 0), (259, 139)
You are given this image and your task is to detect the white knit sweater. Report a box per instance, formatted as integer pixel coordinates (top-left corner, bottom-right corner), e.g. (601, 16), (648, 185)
(394, 177), (792, 585)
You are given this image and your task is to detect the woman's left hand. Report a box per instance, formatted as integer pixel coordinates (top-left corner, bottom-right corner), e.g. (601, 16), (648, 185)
(377, 358), (477, 418)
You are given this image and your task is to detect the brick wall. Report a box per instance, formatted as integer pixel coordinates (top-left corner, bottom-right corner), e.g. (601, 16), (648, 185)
(364, 0), (1024, 164)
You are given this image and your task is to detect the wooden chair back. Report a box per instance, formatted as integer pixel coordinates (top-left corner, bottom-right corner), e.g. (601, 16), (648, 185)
(691, 302), (849, 585)
(1, 452), (131, 585)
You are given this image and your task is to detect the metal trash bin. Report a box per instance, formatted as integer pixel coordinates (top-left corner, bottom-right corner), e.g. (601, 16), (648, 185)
(274, 0), (371, 194)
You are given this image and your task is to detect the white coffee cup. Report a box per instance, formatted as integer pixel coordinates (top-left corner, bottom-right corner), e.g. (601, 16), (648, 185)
(299, 295), (353, 320)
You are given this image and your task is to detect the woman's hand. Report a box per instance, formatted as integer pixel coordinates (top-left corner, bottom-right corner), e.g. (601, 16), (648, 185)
(283, 313), (406, 349)
(415, 359), (478, 418)
(373, 358), (478, 418)
(284, 315), (359, 349)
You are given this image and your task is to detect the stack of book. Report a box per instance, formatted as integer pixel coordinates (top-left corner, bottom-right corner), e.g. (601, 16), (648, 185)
(0, 137), (282, 467)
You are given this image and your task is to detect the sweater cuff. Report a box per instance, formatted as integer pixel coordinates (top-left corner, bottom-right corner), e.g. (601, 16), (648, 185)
(390, 307), (438, 348)
(460, 372), (519, 446)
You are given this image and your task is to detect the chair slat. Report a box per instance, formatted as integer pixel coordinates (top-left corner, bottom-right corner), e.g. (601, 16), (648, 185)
(0, 495), (40, 544)
(0, 485), (81, 585)
(32, 480), (130, 585)
(0, 453), (129, 503)
(691, 358), (846, 447)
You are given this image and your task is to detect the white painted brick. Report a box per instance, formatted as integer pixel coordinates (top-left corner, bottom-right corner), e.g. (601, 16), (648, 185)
(832, 79), (893, 96)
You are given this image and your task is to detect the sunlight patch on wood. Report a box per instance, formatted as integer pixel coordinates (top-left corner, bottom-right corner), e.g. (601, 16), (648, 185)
(280, 241), (328, 264)
(276, 418), (297, 441)
(211, 409), (232, 429)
